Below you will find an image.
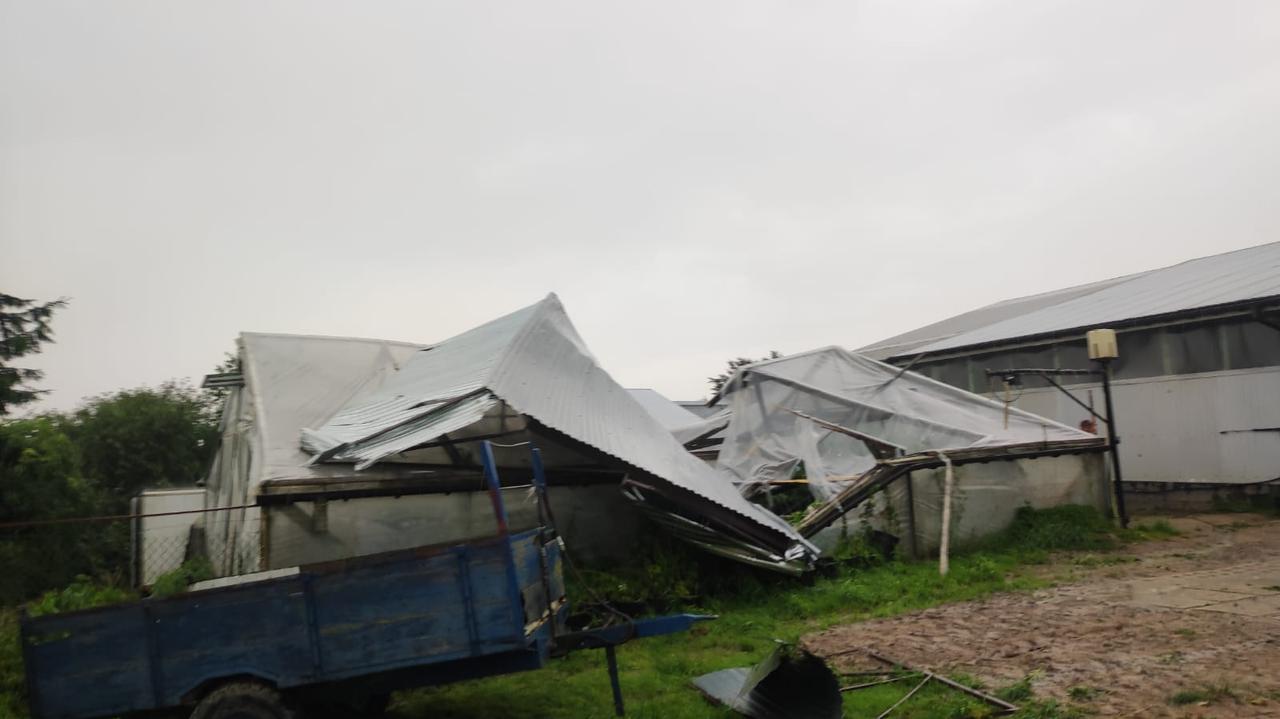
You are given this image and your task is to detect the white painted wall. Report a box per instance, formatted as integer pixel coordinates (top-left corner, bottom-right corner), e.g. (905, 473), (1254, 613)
(131, 488), (205, 587)
(1007, 367), (1280, 484)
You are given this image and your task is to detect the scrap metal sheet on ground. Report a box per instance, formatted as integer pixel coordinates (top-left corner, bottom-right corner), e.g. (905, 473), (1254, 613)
(692, 644), (842, 719)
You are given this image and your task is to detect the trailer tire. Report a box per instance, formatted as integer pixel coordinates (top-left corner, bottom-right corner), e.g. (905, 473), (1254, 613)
(191, 681), (294, 719)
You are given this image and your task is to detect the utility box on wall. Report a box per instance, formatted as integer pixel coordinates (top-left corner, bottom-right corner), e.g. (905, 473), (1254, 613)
(1086, 328), (1119, 360)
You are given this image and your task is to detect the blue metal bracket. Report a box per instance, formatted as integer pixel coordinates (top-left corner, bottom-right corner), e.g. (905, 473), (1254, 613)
(479, 441), (528, 640)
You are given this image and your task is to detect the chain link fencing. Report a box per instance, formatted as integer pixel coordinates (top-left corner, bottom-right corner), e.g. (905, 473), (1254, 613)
(1, 505), (260, 605)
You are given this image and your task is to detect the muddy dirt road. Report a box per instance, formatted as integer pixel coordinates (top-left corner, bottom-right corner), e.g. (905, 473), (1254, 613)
(804, 514), (1280, 718)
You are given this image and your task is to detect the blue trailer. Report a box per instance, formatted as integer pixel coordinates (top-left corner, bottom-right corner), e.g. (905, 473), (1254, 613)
(21, 443), (707, 719)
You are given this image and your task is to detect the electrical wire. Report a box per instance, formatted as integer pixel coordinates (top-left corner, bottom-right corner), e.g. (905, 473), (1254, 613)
(0, 503), (257, 530)
(986, 375), (1024, 404)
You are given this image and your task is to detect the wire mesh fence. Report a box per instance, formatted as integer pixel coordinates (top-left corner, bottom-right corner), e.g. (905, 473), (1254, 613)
(2, 484), (559, 606)
(0, 505), (260, 605)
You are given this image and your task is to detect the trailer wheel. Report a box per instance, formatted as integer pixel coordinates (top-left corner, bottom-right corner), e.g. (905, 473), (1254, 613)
(191, 681), (294, 719)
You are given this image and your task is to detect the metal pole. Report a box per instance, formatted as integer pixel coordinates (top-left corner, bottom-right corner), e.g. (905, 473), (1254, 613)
(479, 441), (510, 537)
(479, 441), (526, 637)
(1097, 360), (1129, 528)
(903, 472), (918, 560)
(530, 446), (551, 529)
(530, 446), (557, 641)
(1035, 371), (1109, 425)
(605, 644), (625, 716)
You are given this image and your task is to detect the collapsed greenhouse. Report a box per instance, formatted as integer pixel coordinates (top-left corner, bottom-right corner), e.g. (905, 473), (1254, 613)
(191, 294), (1112, 583)
(198, 294), (817, 578)
(674, 347), (1111, 556)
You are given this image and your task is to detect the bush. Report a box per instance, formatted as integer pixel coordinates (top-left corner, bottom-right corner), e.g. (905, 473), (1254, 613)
(150, 557), (215, 598)
(1, 609), (26, 719)
(997, 505), (1115, 554)
(566, 533), (704, 615)
(26, 576), (134, 617)
(1, 382), (219, 605)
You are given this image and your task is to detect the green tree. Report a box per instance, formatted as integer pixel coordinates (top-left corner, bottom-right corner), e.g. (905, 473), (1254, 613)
(67, 382), (220, 512)
(0, 294), (68, 415)
(0, 416), (87, 524)
(0, 383), (221, 602)
(707, 350), (783, 396)
(0, 416), (99, 602)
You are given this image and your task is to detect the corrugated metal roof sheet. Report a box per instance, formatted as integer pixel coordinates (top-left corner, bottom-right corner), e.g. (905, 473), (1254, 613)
(626, 388), (704, 430)
(303, 294), (811, 557)
(867, 241), (1280, 358)
(858, 274), (1143, 360)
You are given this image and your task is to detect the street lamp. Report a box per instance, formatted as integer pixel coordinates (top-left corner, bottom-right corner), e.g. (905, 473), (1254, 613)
(1086, 329), (1127, 527)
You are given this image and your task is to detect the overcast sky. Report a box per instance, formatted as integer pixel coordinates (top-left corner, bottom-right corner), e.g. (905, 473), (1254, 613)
(3, 1), (1278, 411)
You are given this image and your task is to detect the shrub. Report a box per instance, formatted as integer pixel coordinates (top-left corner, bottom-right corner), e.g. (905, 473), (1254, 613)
(150, 557), (215, 599)
(997, 505), (1115, 554)
(26, 576), (134, 617)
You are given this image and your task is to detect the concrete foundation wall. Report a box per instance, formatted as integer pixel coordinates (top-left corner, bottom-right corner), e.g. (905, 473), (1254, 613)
(1124, 481), (1280, 515)
(896, 452), (1111, 556)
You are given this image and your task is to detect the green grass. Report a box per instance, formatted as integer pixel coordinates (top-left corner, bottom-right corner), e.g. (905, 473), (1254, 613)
(1117, 519), (1179, 542)
(1067, 685), (1103, 702)
(394, 506), (1127, 718)
(993, 505), (1117, 556)
(398, 547), (1046, 718)
(0, 506), (1153, 719)
(1068, 553), (1137, 568)
(1169, 682), (1238, 706)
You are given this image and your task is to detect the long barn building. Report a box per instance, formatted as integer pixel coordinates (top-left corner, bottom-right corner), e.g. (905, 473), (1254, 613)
(860, 242), (1280, 502)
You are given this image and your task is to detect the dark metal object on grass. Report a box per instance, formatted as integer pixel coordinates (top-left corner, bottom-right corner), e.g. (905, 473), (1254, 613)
(692, 644), (843, 719)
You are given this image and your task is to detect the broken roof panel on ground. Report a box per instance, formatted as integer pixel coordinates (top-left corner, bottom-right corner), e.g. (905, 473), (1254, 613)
(302, 293), (817, 569)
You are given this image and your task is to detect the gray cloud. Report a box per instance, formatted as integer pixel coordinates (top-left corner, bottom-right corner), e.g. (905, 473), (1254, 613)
(3, 0), (1278, 410)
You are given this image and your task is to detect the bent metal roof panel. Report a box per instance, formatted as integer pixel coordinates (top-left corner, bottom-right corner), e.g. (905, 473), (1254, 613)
(302, 294), (812, 560)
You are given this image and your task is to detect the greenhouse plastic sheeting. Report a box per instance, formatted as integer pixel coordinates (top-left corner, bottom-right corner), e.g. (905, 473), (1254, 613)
(714, 347), (1096, 500)
(805, 453), (1109, 556)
